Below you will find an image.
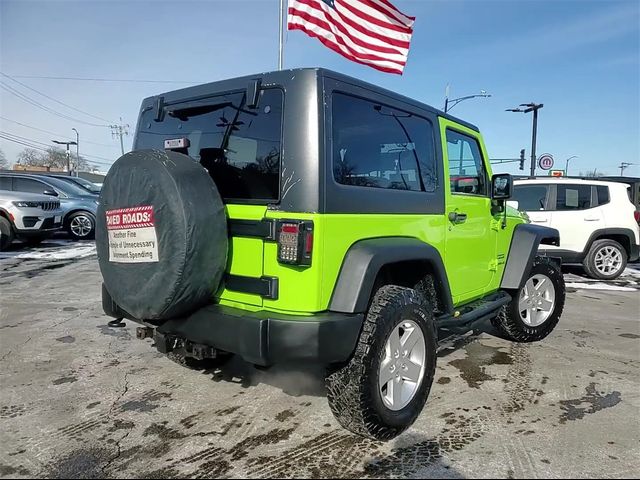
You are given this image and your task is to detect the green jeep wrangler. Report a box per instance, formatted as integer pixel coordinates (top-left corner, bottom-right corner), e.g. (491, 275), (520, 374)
(97, 68), (565, 440)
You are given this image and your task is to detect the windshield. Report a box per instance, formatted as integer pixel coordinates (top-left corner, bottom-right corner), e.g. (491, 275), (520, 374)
(136, 88), (283, 202)
(72, 177), (101, 193)
(45, 176), (95, 197)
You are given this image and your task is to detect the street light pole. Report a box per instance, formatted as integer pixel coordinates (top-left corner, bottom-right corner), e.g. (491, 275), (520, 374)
(72, 128), (79, 177)
(565, 155), (577, 176)
(444, 87), (491, 113)
(619, 162), (635, 176)
(52, 140), (77, 175)
(506, 103), (544, 177)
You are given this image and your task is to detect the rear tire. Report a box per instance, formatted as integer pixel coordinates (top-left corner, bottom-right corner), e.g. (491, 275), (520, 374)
(325, 285), (437, 441)
(492, 258), (564, 342)
(583, 239), (627, 280)
(0, 216), (14, 251)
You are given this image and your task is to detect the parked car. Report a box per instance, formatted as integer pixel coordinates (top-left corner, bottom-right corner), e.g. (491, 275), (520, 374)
(39, 174), (102, 195)
(512, 178), (640, 279)
(0, 190), (63, 250)
(98, 68), (566, 440)
(0, 173), (98, 240)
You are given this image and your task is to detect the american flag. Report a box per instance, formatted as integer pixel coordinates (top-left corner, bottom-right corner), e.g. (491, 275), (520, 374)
(287, 0), (415, 75)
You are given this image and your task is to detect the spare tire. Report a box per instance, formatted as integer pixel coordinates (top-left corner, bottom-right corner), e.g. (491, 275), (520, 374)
(96, 149), (228, 321)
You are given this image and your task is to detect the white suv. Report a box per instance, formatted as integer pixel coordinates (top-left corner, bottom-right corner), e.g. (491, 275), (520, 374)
(0, 191), (63, 250)
(512, 178), (640, 280)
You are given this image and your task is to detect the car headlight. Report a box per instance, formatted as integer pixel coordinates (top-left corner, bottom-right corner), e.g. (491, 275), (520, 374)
(12, 201), (40, 208)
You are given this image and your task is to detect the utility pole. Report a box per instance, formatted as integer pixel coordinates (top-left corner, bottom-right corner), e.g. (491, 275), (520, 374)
(52, 139), (77, 175)
(618, 162), (635, 176)
(506, 103), (544, 177)
(72, 128), (79, 176)
(110, 118), (129, 156)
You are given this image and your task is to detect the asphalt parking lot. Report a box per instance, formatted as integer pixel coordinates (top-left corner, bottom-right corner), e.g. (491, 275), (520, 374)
(1, 240), (639, 479)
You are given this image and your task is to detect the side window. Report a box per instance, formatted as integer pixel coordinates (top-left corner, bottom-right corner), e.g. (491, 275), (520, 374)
(0, 176), (12, 191)
(556, 184), (592, 210)
(512, 185), (549, 211)
(332, 93), (437, 192)
(13, 178), (48, 194)
(595, 186), (610, 206)
(446, 130), (487, 196)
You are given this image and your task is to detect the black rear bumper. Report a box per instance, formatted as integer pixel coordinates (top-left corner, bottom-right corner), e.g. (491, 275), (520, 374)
(102, 285), (363, 366)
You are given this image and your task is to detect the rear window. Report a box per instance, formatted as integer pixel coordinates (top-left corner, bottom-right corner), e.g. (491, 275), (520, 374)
(136, 88), (283, 202)
(556, 184), (592, 210)
(332, 92), (437, 192)
(513, 184), (549, 211)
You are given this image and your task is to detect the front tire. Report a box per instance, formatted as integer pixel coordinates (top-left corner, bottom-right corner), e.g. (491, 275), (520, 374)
(583, 239), (627, 280)
(325, 285), (437, 441)
(0, 216), (15, 251)
(67, 211), (95, 240)
(492, 258), (565, 342)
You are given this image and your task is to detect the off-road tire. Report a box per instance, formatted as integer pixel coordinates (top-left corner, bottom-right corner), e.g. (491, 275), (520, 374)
(325, 285), (437, 441)
(0, 216), (14, 251)
(492, 257), (565, 342)
(582, 239), (627, 280)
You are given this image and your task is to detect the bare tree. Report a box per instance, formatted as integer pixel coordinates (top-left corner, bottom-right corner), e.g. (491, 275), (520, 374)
(16, 147), (92, 171)
(0, 148), (8, 169)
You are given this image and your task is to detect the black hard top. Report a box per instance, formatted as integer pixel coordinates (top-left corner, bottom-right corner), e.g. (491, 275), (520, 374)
(145, 67), (479, 132)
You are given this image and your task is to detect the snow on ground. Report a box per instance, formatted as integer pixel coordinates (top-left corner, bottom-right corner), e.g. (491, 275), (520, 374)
(565, 282), (637, 292)
(0, 239), (96, 260)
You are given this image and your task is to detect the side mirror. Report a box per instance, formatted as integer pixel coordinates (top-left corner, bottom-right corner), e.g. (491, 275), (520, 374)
(506, 200), (519, 210)
(43, 189), (59, 197)
(491, 173), (512, 200)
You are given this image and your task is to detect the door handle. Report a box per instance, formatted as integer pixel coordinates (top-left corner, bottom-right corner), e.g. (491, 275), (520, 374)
(448, 212), (467, 224)
(530, 218), (548, 223)
(584, 218), (599, 221)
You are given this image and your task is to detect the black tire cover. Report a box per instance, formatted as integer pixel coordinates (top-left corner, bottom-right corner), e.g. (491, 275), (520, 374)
(96, 149), (228, 320)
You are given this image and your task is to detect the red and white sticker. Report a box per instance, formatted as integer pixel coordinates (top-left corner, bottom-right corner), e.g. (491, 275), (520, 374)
(106, 206), (159, 263)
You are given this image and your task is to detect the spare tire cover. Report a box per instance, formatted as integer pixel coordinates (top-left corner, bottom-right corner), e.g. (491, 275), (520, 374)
(96, 149), (228, 320)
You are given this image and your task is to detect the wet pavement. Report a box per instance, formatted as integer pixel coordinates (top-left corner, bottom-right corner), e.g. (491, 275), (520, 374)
(0, 243), (639, 478)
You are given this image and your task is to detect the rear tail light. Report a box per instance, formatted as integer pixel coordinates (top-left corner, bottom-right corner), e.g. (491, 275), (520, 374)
(634, 211), (640, 223)
(277, 220), (313, 266)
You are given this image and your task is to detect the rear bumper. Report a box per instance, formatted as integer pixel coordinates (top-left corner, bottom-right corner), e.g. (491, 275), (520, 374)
(630, 243), (639, 262)
(102, 285), (363, 366)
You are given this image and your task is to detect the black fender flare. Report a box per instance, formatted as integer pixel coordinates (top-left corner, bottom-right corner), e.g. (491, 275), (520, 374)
(582, 228), (638, 255)
(329, 237), (454, 314)
(501, 224), (560, 290)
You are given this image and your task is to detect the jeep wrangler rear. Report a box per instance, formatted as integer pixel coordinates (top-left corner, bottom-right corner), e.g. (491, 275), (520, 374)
(97, 68), (565, 440)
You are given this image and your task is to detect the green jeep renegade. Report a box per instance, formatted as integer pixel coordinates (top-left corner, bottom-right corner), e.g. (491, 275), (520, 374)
(97, 68), (565, 440)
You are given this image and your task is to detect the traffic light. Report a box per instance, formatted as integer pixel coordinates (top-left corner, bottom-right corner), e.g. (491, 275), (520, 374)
(519, 149), (526, 170)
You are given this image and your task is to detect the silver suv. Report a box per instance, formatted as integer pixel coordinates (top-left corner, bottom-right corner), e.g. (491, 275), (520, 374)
(0, 173), (99, 240)
(0, 190), (63, 250)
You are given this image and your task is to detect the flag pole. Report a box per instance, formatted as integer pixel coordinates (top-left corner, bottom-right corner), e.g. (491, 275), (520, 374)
(278, 0), (285, 70)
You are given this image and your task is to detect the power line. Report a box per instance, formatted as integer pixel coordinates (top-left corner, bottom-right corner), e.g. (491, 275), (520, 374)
(0, 81), (109, 127)
(0, 72), (114, 123)
(7, 74), (201, 85)
(0, 116), (116, 147)
(0, 131), (114, 166)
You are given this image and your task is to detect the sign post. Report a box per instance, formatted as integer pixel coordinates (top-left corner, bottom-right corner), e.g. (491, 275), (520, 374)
(538, 153), (554, 171)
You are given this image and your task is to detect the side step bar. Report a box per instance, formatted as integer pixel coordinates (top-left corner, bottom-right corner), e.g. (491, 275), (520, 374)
(437, 291), (512, 332)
